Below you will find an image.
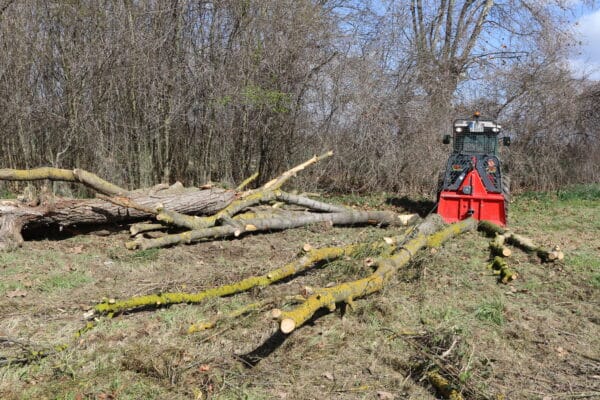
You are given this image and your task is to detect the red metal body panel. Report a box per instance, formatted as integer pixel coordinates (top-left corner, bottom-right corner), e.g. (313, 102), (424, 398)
(437, 169), (506, 226)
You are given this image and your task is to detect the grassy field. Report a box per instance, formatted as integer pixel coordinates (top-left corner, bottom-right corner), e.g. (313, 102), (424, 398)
(0, 186), (598, 399)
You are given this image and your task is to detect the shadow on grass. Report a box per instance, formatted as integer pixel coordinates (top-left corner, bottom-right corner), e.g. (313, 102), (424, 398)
(386, 196), (436, 217)
(22, 223), (128, 241)
(236, 308), (331, 368)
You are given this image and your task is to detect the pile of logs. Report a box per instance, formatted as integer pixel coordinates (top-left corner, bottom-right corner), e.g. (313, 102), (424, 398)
(478, 220), (564, 284)
(0, 152), (418, 251)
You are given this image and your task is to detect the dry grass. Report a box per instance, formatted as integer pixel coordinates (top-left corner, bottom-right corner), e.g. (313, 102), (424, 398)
(0, 188), (599, 399)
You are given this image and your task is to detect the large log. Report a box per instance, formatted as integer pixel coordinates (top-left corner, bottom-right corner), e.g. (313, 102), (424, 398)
(0, 185), (235, 250)
(125, 210), (418, 250)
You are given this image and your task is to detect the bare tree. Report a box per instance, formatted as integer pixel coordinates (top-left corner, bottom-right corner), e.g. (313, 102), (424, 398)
(0, 0), (596, 196)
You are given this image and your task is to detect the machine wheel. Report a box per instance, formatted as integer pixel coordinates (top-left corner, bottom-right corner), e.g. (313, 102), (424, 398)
(435, 171), (444, 207)
(502, 174), (511, 221)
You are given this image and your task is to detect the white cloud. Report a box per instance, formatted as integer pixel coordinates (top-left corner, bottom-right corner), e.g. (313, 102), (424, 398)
(572, 8), (600, 80)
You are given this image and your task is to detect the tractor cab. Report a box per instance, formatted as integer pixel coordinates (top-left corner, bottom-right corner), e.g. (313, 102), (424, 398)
(437, 113), (510, 226)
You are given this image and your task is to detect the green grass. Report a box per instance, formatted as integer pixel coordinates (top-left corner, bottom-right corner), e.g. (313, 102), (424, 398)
(568, 249), (600, 271)
(590, 273), (600, 289)
(474, 298), (505, 326)
(128, 248), (160, 262)
(0, 280), (25, 296)
(2, 184), (599, 400)
(556, 184), (600, 201)
(515, 184), (600, 209)
(39, 271), (92, 292)
(108, 247), (160, 263)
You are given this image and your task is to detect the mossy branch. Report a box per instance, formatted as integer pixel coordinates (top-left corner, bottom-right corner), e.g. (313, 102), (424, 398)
(235, 172), (259, 191)
(276, 218), (477, 334)
(488, 256), (518, 284)
(427, 370), (464, 400)
(97, 231), (411, 315)
(478, 221), (563, 262)
(0, 167), (128, 196)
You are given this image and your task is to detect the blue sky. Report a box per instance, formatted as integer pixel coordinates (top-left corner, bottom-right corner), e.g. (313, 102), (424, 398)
(572, 6), (600, 79)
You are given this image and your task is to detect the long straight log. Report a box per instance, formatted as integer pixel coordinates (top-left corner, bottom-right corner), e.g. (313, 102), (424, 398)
(126, 210), (417, 250)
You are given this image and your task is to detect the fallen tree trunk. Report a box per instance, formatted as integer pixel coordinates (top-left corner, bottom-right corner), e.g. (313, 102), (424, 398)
(0, 185), (235, 250)
(275, 217), (477, 334)
(125, 210), (417, 250)
(0, 153), (338, 250)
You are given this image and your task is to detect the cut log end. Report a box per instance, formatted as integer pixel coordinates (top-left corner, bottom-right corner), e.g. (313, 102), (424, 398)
(125, 241), (141, 250)
(0, 215), (26, 252)
(280, 318), (296, 334)
(363, 257), (376, 268)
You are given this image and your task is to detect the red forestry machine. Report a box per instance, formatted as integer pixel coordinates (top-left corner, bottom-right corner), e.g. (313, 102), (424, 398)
(437, 112), (511, 226)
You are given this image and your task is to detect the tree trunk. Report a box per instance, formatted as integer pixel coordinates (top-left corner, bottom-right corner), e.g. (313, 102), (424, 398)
(126, 210), (417, 250)
(0, 185), (234, 249)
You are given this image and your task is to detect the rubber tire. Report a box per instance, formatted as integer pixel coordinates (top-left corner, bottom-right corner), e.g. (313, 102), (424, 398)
(502, 174), (511, 223)
(435, 171), (444, 208)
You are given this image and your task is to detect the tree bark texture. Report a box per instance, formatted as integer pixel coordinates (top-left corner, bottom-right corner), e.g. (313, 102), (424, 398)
(0, 185), (234, 249)
(126, 210), (417, 250)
